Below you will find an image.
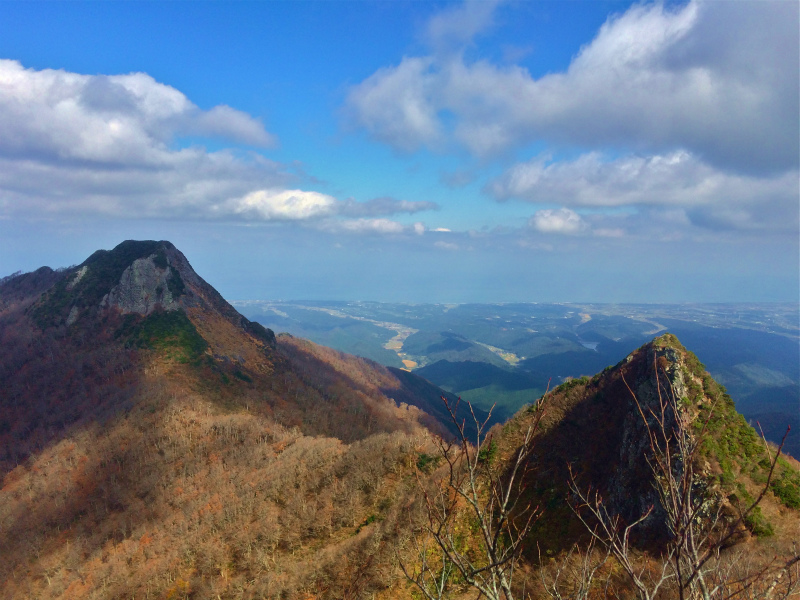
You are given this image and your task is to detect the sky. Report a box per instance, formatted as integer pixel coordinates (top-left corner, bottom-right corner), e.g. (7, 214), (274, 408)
(0, 0), (797, 303)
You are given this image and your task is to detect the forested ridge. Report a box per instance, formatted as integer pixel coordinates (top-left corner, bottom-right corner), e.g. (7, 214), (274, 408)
(1, 241), (797, 599)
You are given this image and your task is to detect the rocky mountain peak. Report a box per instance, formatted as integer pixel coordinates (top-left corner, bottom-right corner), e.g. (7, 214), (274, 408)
(509, 333), (798, 550)
(28, 240), (276, 350)
(98, 242), (184, 316)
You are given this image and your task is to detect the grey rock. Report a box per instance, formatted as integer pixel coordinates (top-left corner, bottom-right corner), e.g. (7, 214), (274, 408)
(66, 306), (80, 326)
(102, 255), (178, 315)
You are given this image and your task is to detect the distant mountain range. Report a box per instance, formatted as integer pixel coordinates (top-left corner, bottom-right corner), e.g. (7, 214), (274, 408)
(1, 241), (797, 599)
(238, 300), (800, 458)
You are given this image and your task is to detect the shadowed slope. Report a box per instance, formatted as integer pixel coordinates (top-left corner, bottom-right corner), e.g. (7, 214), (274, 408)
(0, 240), (453, 600)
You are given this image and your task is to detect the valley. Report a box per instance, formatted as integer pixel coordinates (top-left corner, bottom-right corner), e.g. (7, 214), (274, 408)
(238, 300), (800, 456)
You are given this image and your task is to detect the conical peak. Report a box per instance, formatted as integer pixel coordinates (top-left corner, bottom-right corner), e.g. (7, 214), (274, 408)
(30, 240), (199, 327)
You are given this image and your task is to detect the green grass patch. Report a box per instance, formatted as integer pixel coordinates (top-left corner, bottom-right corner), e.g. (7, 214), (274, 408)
(116, 310), (207, 362)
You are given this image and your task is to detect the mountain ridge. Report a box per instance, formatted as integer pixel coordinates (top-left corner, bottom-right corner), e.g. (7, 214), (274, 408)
(1, 241), (797, 599)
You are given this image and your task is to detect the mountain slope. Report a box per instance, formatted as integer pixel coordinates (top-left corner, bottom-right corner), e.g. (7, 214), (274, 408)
(494, 334), (799, 560)
(0, 240), (458, 600)
(2, 243), (797, 599)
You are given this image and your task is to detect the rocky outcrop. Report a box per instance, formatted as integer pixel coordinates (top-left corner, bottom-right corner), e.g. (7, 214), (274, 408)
(512, 333), (762, 549)
(101, 256), (179, 315)
(27, 240), (277, 358)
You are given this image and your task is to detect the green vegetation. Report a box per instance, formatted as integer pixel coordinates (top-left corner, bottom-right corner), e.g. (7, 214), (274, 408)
(152, 249), (168, 269)
(77, 241), (165, 306)
(771, 458), (800, 508)
(167, 267), (185, 298)
(744, 506), (774, 537)
(416, 452), (440, 473)
(554, 375), (590, 393)
(355, 514), (378, 534)
(30, 277), (73, 328)
(233, 368), (252, 383)
(116, 310), (207, 362)
(477, 438), (497, 464)
(458, 385), (540, 416)
(655, 335), (791, 537)
(244, 319), (277, 348)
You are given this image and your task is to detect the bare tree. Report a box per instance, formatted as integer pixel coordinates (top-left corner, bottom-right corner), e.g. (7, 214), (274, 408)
(401, 395), (547, 600)
(537, 535), (611, 600)
(570, 359), (798, 600)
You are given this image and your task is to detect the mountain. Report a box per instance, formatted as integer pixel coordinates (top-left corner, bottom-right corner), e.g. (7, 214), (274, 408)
(496, 334), (800, 570)
(240, 300), (800, 459)
(0, 242), (797, 599)
(0, 240), (465, 599)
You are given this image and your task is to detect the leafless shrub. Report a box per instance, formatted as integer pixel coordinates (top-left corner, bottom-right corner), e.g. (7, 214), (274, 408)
(401, 395), (547, 600)
(570, 358), (797, 600)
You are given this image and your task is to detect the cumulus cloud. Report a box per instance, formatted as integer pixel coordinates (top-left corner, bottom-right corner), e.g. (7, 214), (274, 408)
(346, 57), (442, 152)
(489, 151), (799, 233)
(0, 60), (436, 233)
(529, 208), (587, 235)
(0, 60), (275, 167)
(489, 151), (798, 207)
(346, 1), (798, 174)
(230, 190), (336, 220)
(0, 60), (289, 220)
(425, 0), (499, 53)
(0, 148), (293, 220)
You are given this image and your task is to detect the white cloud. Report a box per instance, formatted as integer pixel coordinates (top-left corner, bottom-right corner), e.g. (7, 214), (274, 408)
(231, 189), (336, 220)
(489, 150), (799, 233)
(425, 0), (499, 53)
(432, 227), (452, 232)
(327, 218), (407, 235)
(191, 105), (276, 147)
(593, 228), (625, 239)
(345, 57), (442, 152)
(0, 60), (274, 167)
(338, 196), (438, 218)
(529, 208), (587, 235)
(0, 60), (290, 220)
(413, 222), (426, 235)
(346, 1), (798, 174)
(489, 151), (798, 207)
(0, 61), (438, 229)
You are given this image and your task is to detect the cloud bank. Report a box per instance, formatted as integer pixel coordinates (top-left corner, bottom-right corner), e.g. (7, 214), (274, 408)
(347, 1), (798, 174)
(0, 60), (436, 233)
(489, 151), (799, 233)
(347, 0), (798, 238)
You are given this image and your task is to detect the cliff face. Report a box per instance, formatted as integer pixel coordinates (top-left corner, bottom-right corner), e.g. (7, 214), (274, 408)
(100, 255), (179, 315)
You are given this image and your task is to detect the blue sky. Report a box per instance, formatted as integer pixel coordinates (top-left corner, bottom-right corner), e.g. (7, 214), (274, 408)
(0, 0), (797, 303)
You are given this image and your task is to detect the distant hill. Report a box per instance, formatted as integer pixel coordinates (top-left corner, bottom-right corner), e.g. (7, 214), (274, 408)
(240, 301), (800, 458)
